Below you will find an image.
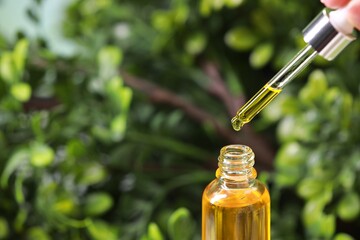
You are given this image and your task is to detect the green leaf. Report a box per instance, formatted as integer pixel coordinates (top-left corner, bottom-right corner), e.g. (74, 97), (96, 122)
(225, 0), (245, 8)
(77, 163), (107, 185)
(0, 52), (16, 83)
(10, 82), (32, 102)
(185, 32), (207, 55)
(274, 170), (301, 187)
(0, 217), (9, 239)
(338, 166), (355, 190)
(87, 220), (117, 240)
(105, 77), (132, 112)
(319, 214), (335, 238)
(120, 87), (133, 112)
(168, 208), (195, 240)
(53, 197), (76, 215)
(1, 148), (29, 188)
(110, 114), (126, 141)
(91, 125), (112, 142)
(97, 46), (123, 79)
(249, 42), (273, 69)
(275, 142), (306, 170)
(173, 5), (189, 25)
(27, 227), (51, 240)
(14, 208), (27, 232)
(148, 222), (164, 240)
(199, 0), (212, 16)
(30, 142), (55, 167)
(13, 39), (29, 75)
(224, 27), (258, 51)
(302, 198), (328, 237)
(299, 69), (327, 104)
(334, 233), (355, 240)
(337, 192), (360, 221)
(151, 11), (173, 32)
(297, 177), (332, 201)
(84, 192), (113, 216)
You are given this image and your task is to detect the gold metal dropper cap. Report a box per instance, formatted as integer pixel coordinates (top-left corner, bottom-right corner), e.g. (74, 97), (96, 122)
(303, 9), (356, 61)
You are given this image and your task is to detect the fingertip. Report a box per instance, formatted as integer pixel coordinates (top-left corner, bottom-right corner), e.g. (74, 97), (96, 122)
(347, 1), (360, 31)
(321, 0), (350, 9)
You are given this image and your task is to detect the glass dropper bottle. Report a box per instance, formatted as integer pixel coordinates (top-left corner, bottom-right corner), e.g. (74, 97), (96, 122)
(232, 7), (357, 131)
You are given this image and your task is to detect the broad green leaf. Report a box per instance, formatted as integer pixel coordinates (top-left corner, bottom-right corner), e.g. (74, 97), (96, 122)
(97, 46), (123, 79)
(91, 125), (112, 142)
(173, 5), (189, 25)
(319, 214), (335, 238)
(151, 11), (173, 32)
(185, 32), (207, 55)
(338, 166), (355, 190)
(225, 27), (258, 51)
(199, 0), (211, 16)
(120, 87), (133, 112)
(334, 233), (355, 240)
(14, 208), (27, 232)
(225, 0), (245, 8)
(0, 217), (9, 239)
(27, 227), (51, 240)
(302, 198), (326, 236)
(66, 139), (86, 159)
(105, 77), (132, 112)
(299, 69), (327, 104)
(105, 76), (123, 93)
(87, 220), (117, 240)
(30, 142), (54, 167)
(13, 39), (29, 74)
(275, 142), (306, 169)
(297, 178), (325, 200)
(148, 222), (164, 240)
(249, 43), (273, 69)
(1, 148), (29, 187)
(53, 197), (76, 215)
(274, 169), (301, 187)
(77, 163), (107, 185)
(10, 82), (31, 102)
(0, 52), (16, 83)
(337, 192), (360, 221)
(110, 115), (126, 141)
(168, 208), (195, 240)
(277, 117), (297, 143)
(84, 192), (113, 216)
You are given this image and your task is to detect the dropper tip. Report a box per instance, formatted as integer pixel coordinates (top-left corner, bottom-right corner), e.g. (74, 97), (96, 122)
(231, 116), (244, 131)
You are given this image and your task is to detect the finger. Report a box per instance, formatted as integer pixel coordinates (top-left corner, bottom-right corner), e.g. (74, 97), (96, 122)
(320, 0), (350, 8)
(348, 0), (360, 30)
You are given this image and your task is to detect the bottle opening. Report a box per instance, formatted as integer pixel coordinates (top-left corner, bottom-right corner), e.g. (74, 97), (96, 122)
(217, 145), (256, 181)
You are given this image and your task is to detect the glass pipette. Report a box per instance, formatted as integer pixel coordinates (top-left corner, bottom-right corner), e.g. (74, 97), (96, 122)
(232, 8), (356, 131)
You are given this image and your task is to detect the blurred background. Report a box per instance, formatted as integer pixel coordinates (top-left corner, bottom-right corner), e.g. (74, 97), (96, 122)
(0, 0), (359, 239)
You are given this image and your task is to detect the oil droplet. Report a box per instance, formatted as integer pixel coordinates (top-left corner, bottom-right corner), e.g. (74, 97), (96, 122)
(231, 116), (244, 131)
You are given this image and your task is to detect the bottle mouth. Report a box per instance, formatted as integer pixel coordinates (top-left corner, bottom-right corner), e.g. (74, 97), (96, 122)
(218, 145), (255, 178)
(219, 145), (254, 165)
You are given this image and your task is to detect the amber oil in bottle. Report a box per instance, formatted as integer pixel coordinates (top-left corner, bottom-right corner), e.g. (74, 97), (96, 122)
(202, 145), (270, 240)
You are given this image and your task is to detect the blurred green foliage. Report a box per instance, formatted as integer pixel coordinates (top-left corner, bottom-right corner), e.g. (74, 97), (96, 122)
(0, 0), (359, 239)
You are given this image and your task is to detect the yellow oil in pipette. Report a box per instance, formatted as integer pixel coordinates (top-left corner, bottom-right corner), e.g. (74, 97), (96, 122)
(231, 45), (318, 131)
(231, 84), (281, 131)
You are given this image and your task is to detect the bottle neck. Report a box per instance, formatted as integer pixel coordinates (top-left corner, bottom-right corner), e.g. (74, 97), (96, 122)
(216, 145), (257, 187)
